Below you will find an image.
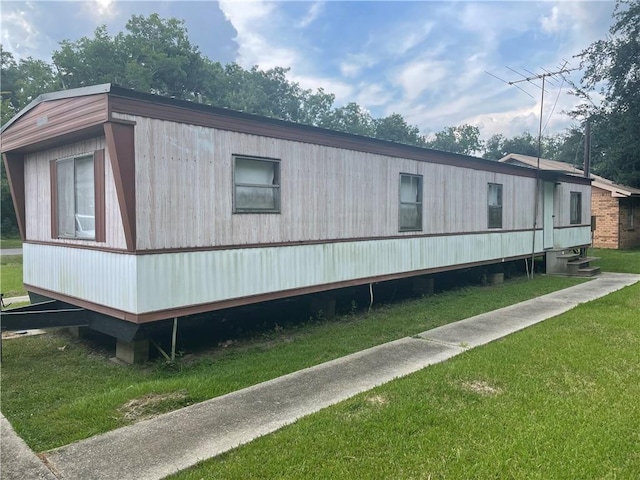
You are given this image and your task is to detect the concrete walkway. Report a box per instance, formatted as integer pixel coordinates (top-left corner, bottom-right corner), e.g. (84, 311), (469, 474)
(0, 414), (56, 480)
(2, 272), (638, 480)
(0, 248), (23, 256)
(2, 295), (30, 305)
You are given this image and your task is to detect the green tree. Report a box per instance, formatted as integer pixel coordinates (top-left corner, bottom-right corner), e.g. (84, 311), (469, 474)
(1, 48), (59, 124)
(426, 124), (483, 155)
(1, 48), (18, 125)
(52, 25), (124, 88)
(374, 113), (425, 146)
(318, 102), (376, 137)
(53, 15), (206, 99)
(482, 132), (539, 160)
(572, 0), (640, 187)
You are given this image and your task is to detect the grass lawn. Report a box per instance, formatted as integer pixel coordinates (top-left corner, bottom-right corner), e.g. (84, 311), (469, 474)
(591, 247), (640, 273)
(0, 237), (22, 249)
(170, 282), (640, 480)
(0, 255), (26, 297)
(0, 274), (585, 452)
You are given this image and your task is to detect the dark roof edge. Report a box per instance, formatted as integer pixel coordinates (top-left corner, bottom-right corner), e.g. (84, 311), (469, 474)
(108, 85), (586, 182)
(108, 85), (531, 169)
(0, 84), (113, 134)
(1, 84), (592, 186)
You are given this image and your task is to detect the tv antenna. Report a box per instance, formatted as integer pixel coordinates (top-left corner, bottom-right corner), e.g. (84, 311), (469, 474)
(486, 62), (579, 278)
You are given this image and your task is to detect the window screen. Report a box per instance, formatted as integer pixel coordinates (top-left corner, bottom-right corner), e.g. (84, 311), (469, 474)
(56, 155), (95, 239)
(234, 157), (280, 213)
(570, 192), (582, 225)
(399, 174), (423, 231)
(488, 183), (503, 229)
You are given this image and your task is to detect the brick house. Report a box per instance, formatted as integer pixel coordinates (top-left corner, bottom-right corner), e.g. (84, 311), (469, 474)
(500, 154), (640, 249)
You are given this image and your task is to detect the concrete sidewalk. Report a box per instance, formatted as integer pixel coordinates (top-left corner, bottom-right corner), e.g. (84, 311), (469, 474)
(0, 414), (56, 480)
(2, 273), (638, 480)
(0, 248), (23, 256)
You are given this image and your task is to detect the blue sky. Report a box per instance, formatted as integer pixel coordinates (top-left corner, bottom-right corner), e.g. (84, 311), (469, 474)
(1, 1), (615, 140)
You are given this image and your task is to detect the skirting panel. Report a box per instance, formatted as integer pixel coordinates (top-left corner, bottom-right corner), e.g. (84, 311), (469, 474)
(24, 230), (553, 317)
(23, 243), (138, 312)
(553, 226), (591, 249)
(135, 230), (544, 313)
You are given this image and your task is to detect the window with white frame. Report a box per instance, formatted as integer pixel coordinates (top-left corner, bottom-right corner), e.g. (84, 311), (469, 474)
(570, 192), (582, 225)
(233, 156), (280, 213)
(488, 183), (503, 229)
(56, 155), (96, 239)
(399, 173), (423, 231)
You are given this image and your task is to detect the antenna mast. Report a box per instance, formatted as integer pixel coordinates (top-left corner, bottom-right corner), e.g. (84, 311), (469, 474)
(486, 63), (578, 278)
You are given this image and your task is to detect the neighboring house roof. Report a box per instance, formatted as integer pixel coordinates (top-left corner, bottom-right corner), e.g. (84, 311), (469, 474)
(499, 153), (640, 198)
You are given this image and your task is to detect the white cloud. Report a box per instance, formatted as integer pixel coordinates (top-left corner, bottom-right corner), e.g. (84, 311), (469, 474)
(219, 0), (297, 69)
(540, 5), (562, 34)
(1, 6), (40, 58)
(538, 1), (613, 57)
(289, 72), (353, 104)
(354, 83), (393, 108)
(85, 0), (118, 20)
(395, 59), (449, 100)
(385, 20), (435, 56)
(339, 53), (377, 78)
(297, 1), (324, 29)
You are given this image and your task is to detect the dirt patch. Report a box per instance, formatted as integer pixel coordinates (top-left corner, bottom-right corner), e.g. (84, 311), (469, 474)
(366, 394), (388, 406)
(118, 390), (191, 422)
(1, 329), (47, 339)
(461, 380), (503, 397)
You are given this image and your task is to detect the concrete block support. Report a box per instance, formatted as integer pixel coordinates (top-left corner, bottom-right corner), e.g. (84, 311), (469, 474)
(67, 326), (91, 338)
(116, 338), (150, 364)
(487, 273), (504, 285)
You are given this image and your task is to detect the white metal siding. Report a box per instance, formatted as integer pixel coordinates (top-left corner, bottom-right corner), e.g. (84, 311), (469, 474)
(135, 230), (543, 314)
(553, 226), (591, 248)
(23, 243), (137, 312)
(555, 182), (591, 226)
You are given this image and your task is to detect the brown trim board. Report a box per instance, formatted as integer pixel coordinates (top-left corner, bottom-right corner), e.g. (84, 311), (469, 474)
(104, 121), (136, 251)
(24, 240), (129, 254)
(137, 228), (545, 255)
(554, 224), (591, 230)
(50, 159), (58, 238)
(22, 227), (545, 255)
(94, 149), (106, 242)
(25, 252), (543, 325)
(2, 152), (26, 240)
(24, 284), (138, 322)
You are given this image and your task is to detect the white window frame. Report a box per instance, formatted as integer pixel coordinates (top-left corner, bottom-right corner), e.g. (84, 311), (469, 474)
(488, 183), (503, 229)
(56, 154), (96, 240)
(233, 156), (281, 213)
(399, 173), (423, 232)
(570, 191), (582, 225)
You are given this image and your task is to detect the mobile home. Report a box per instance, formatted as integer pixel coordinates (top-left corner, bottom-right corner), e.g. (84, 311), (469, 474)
(1, 85), (593, 362)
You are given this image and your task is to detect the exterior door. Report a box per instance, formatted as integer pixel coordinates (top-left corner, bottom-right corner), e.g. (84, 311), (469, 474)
(543, 182), (555, 249)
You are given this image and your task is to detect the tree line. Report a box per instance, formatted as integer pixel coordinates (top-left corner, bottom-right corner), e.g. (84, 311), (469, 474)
(1, 1), (638, 234)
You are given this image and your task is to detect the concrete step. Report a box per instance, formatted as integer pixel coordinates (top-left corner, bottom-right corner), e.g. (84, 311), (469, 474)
(566, 256), (600, 267)
(556, 253), (580, 261)
(572, 266), (601, 277)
